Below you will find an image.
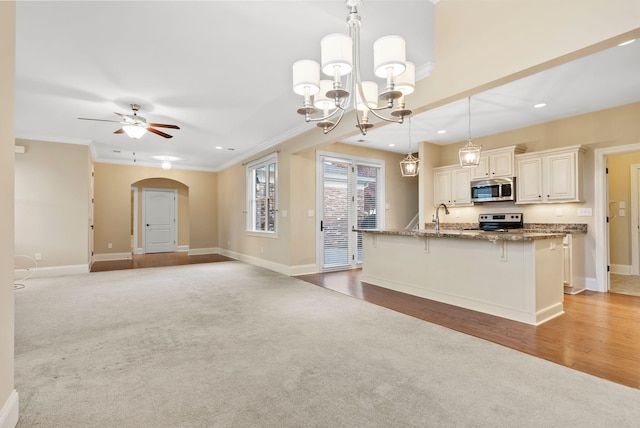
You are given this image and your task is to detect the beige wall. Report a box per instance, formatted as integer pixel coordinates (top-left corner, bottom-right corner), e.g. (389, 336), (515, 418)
(15, 140), (91, 268)
(94, 163), (217, 255)
(0, 0), (16, 421)
(217, 142), (419, 272)
(131, 179), (190, 249)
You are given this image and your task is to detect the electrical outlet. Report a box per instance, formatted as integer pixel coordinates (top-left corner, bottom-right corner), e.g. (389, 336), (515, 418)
(556, 208), (563, 217)
(34, 253), (42, 261)
(108, 243), (112, 249)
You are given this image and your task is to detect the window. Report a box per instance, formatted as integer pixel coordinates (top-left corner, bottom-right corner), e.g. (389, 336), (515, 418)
(246, 153), (277, 233)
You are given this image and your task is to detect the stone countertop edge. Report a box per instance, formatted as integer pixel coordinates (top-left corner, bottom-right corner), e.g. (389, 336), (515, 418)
(419, 222), (588, 234)
(358, 229), (568, 241)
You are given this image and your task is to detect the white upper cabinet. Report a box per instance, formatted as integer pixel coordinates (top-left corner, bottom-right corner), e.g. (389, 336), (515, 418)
(471, 146), (523, 180)
(516, 145), (584, 204)
(433, 166), (473, 207)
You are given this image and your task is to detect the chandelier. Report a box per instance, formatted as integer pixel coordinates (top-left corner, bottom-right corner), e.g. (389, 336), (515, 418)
(292, 0), (414, 135)
(459, 96), (482, 168)
(400, 118), (419, 177)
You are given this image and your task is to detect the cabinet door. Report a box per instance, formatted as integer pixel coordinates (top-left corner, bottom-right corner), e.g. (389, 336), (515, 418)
(451, 168), (472, 205)
(516, 157), (543, 203)
(547, 152), (576, 201)
(434, 170), (452, 206)
(491, 151), (514, 177)
(471, 156), (490, 180)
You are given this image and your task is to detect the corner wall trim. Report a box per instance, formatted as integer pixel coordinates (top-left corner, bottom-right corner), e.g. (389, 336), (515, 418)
(218, 249), (318, 277)
(0, 390), (19, 428)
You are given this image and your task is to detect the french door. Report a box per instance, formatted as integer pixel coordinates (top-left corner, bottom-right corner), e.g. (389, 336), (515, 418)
(317, 152), (384, 271)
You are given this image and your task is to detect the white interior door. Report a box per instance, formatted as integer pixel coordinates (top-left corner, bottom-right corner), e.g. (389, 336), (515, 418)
(143, 189), (177, 254)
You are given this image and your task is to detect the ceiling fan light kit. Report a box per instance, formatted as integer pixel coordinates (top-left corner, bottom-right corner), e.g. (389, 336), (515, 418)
(78, 103), (180, 139)
(292, 0), (415, 135)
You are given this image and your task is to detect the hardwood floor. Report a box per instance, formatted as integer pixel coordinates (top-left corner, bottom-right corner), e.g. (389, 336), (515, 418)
(90, 252), (234, 272)
(296, 269), (640, 390)
(90, 254), (640, 389)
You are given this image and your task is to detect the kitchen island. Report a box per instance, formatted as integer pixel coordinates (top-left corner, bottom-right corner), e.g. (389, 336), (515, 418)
(360, 229), (566, 325)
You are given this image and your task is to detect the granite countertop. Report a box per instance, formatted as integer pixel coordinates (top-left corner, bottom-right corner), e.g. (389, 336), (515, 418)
(359, 222), (587, 242)
(359, 228), (568, 242)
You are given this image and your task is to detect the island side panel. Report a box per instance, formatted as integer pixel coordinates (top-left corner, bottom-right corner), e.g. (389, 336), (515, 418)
(360, 233), (564, 325)
(533, 238), (565, 324)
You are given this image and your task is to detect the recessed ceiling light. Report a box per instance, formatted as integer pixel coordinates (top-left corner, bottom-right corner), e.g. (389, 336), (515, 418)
(437, 130), (446, 134)
(112, 150), (121, 153)
(215, 146), (223, 150)
(227, 148), (235, 151)
(388, 143), (395, 147)
(618, 39), (636, 47)
(357, 139), (366, 143)
(534, 103), (547, 109)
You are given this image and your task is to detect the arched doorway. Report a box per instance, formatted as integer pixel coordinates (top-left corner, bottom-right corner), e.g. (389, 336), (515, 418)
(131, 178), (189, 254)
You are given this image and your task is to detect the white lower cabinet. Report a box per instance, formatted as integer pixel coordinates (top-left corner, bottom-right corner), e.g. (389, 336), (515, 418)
(433, 166), (472, 206)
(516, 145), (584, 204)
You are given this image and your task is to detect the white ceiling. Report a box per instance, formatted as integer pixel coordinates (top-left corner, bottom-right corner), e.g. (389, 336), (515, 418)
(14, 1), (640, 171)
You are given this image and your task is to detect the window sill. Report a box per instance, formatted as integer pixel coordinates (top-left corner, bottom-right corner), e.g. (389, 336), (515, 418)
(245, 231), (279, 239)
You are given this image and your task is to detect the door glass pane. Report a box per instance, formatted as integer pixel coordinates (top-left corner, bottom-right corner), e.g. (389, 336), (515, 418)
(356, 165), (379, 263)
(323, 160), (351, 268)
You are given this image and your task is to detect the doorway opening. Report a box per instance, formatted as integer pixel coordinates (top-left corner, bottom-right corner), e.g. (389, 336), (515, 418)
(131, 178), (189, 255)
(595, 143), (640, 294)
(316, 151), (385, 272)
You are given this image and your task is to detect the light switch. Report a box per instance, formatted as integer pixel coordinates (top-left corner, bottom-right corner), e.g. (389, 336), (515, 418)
(619, 209), (626, 217)
(555, 208), (563, 217)
(281, 210), (287, 217)
(577, 208), (592, 217)
(619, 201), (626, 209)
(307, 210), (314, 217)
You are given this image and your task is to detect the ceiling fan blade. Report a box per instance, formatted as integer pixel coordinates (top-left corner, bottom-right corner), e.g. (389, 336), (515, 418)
(149, 123), (180, 129)
(78, 117), (121, 123)
(114, 128), (124, 134)
(147, 127), (173, 138)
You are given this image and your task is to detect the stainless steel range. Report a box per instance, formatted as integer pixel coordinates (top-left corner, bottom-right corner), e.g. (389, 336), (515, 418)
(477, 213), (524, 231)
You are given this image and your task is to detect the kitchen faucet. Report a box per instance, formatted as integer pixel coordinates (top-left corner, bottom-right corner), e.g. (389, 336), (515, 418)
(432, 203), (450, 232)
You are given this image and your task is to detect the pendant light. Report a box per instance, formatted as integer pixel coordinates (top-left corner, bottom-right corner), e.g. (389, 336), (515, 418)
(459, 96), (481, 168)
(400, 117), (419, 177)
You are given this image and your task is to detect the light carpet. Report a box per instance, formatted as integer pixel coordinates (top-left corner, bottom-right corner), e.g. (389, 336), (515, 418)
(15, 261), (640, 427)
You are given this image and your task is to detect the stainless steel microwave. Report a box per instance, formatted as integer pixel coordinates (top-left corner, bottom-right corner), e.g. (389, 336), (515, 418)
(470, 177), (516, 202)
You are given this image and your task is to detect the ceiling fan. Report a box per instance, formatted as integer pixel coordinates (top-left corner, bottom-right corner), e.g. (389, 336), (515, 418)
(78, 104), (180, 139)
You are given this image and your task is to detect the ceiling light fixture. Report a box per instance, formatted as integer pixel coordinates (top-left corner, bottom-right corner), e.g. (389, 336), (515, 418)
(400, 118), (419, 177)
(459, 96), (481, 168)
(161, 161), (171, 170)
(534, 102), (547, 108)
(292, 0), (414, 135)
(122, 124), (147, 139)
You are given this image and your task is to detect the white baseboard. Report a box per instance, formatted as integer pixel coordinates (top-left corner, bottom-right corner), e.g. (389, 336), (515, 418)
(188, 247), (219, 256)
(610, 264), (631, 275)
(585, 276), (604, 292)
(290, 264), (318, 276)
(15, 264), (89, 278)
(133, 247), (144, 255)
(93, 252), (132, 262)
(0, 390), (19, 428)
(176, 245), (189, 252)
(218, 249), (318, 276)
